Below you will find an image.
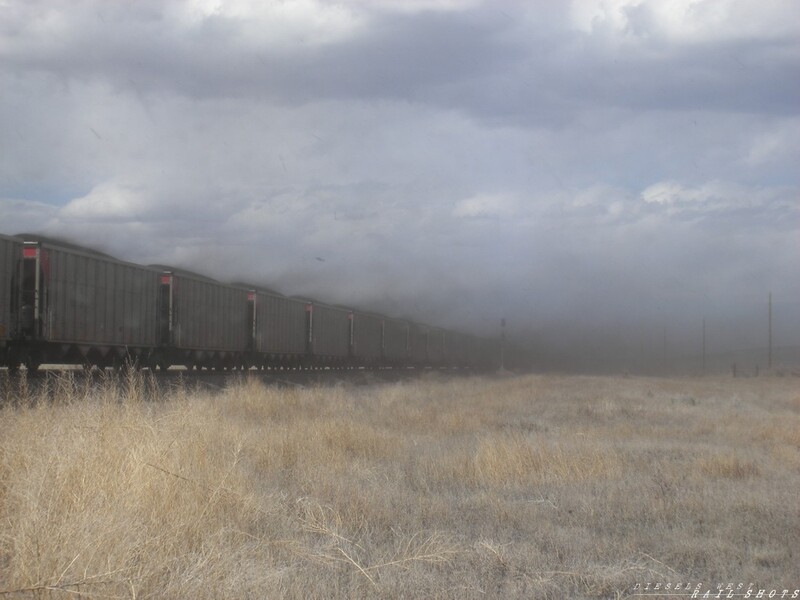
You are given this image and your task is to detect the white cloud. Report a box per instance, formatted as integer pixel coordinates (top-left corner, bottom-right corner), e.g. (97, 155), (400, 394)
(743, 119), (800, 168)
(639, 180), (797, 225)
(641, 180), (704, 205)
(569, 0), (800, 42)
(349, 0), (482, 13)
(452, 193), (518, 219)
(184, 0), (365, 47)
(60, 182), (150, 222)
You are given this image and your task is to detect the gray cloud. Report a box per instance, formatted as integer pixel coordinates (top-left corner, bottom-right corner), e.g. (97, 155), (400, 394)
(1, 0), (798, 371)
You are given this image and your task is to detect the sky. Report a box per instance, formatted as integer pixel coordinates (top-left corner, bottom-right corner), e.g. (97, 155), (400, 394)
(1, 0), (798, 370)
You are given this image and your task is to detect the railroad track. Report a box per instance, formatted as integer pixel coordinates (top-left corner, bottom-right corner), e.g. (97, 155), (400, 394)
(0, 365), (479, 403)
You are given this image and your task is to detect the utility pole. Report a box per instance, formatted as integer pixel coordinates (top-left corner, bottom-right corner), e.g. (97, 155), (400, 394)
(702, 317), (706, 374)
(500, 317), (506, 370)
(768, 292), (772, 370)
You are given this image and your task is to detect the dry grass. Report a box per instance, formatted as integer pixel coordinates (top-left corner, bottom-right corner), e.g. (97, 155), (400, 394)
(0, 370), (798, 598)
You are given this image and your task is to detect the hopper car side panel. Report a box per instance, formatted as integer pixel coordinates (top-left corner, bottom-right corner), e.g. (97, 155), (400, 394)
(427, 328), (444, 364)
(46, 250), (159, 347)
(171, 275), (250, 352)
(310, 303), (350, 359)
(443, 330), (462, 366)
(4, 240), (161, 368)
(351, 310), (383, 362)
(408, 323), (429, 364)
(37, 244), (159, 348)
(254, 291), (307, 356)
(382, 318), (409, 362)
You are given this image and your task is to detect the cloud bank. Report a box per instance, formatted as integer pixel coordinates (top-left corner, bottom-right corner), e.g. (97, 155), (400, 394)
(1, 0), (798, 370)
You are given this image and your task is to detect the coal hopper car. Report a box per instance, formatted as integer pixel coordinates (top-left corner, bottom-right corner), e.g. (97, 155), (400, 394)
(305, 300), (351, 366)
(408, 322), (429, 366)
(349, 308), (384, 366)
(7, 237), (160, 370)
(0, 232), (500, 373)
(427, 327), (445, 366)
(382, 317), (410, 366)
(251, 289), (308, 367)
(156, 268), (251, 370)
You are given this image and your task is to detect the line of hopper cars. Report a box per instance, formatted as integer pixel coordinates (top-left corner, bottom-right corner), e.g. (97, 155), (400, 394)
(0, 233), (499, 373)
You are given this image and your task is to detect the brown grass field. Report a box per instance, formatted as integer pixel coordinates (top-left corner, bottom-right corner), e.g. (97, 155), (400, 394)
(0, 370), (798, 598)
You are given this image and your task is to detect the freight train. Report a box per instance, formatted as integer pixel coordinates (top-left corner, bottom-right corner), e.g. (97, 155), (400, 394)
(0, 233), (499, 373)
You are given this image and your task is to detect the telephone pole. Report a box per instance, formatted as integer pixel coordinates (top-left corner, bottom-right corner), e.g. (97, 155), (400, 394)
(702, 317), (706, 374)
(500, 318), (506, 370)
(768, 292), (772, 370)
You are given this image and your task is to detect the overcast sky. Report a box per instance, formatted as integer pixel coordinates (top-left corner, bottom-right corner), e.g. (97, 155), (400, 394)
(1, 0), (798, 365)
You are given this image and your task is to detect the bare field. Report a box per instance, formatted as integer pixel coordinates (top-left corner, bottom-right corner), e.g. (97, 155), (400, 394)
(1, 371), (798, 599)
